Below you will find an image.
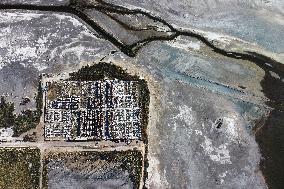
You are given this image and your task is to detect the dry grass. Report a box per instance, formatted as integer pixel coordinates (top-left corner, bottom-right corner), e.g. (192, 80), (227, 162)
(0, 147), (41, 189)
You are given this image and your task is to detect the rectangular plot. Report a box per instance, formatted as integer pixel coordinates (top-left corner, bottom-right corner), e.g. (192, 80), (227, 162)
(43, 80), (142, 141)
(0, 147), (41, 189)
(43, 150), (143, 189)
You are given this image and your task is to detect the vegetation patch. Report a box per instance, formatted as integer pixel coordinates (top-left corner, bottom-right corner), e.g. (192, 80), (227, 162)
(69, 62), (140, 81)
(0, 97), (15, 129)
(0, 147), (41, 189)
(0, 79), (43, 137)
(13, 109), (41, 137)
(43, 150), (143, 189)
